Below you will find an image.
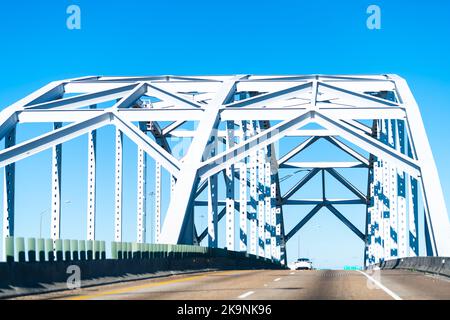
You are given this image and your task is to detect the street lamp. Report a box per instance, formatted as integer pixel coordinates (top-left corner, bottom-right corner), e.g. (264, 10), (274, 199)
(39, 200), (72, 238)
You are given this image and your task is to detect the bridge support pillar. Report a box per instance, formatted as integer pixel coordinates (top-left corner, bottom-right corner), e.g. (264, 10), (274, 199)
(2, 127), (16, 261)
(87, 127), (97, 241)
(114, 128), (123, 242)
(137, 123), (147, 243)
(225, 120), (235, 251)
(51, 122), (63, 240)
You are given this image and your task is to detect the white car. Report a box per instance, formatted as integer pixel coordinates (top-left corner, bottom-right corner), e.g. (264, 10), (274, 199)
(293, 258), (313, 270)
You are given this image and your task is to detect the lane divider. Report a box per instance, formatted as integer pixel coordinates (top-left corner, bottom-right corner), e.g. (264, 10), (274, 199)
(274, 278), (281, 282)
(238, 291), (255, 299)
(356, 270), (402, 300)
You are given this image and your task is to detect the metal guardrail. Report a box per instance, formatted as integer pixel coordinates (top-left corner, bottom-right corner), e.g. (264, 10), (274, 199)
(3, 237), (279, 264)
(368, 256), (450, 277)
(4, 237), (106, 262)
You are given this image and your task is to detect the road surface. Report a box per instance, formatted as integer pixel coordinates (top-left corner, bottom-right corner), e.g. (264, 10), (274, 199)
(12, 269), (450, 300)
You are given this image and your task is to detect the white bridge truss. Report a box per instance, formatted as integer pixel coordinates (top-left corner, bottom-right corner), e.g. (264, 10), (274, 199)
(1, 74), (449, 265)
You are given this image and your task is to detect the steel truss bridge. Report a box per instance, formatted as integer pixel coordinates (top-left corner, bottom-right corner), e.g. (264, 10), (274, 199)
(1, 74), (449, 267)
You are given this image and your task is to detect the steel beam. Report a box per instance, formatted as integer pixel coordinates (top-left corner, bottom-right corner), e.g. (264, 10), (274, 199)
(51, 122), (63, 240)
(114, 128), (123, 242)
(87, 123), (97, 241)
(225, 120), (235, 251)
(159, 78), (239, 244)
(393, 76), (450, 256)
(136, 125), (148, 243)
(326, 205), (365, 241)
(2, 127), (16, 261)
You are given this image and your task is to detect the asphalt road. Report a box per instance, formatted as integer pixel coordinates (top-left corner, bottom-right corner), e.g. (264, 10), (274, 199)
(13, 269), (450, 300)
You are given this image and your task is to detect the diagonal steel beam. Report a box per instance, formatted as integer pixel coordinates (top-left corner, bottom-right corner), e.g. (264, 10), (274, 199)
(112, 113), (180, 177)
(314, 111), (420, 177)
(159, 77), (241, 244)
(326, 204), (365, 241)
(278, 136), (320, 165)
(0, 113), (112, 168)
(282, 168), (320, 202)
(326, 168), (367, 202)
(224, 82), (312, 109)
(324, 136), (370, 166)
(285, 204), (323, 242)
(146, 84), (204, 109)
(198, 111), (313, 181)
(25, 83), (140, 110)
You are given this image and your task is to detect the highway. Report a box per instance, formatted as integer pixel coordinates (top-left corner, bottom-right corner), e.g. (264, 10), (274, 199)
(13, 269), (450, 300)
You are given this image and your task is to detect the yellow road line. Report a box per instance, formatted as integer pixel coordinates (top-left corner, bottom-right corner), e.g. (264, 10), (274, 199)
(67, 270), (251, 300)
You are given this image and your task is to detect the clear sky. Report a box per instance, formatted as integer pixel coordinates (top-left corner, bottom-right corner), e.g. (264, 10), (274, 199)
(0, 0), (449, 269)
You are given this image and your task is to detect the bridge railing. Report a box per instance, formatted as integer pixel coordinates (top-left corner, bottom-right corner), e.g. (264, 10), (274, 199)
(3, 237), (277, 264)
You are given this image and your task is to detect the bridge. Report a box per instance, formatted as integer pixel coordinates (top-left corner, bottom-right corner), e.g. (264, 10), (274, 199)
(0, 74), (449, 300)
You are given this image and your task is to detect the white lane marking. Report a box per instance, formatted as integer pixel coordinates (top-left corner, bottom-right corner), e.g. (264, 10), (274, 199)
(356, 270), (402, 300)
(238, 291), (255, 299)
(290, 272), (295, 275)
(274, 278), (281, 282)
(264, 284), (268, 287)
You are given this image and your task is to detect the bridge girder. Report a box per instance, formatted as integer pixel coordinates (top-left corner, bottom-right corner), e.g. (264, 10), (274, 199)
(0, 74), (448, 265)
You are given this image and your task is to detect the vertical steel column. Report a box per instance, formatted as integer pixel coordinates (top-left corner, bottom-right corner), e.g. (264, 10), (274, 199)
(207, 128), (219, 248)
(407, 140), (419, 257)
(248, 122), (258, 255)
(256, 123), (265, 257)
(264, 160), (272, 259)
(51, 122), (63, 240)
(373, 120), (383, 263)
(365, 163), (376, 266)
(239, 121), (249, 252)
(136, 124), (147, 243)
(114, 128), (123, 242)
(239, 162), (248, 252)
(270, 171), (277, 260)
(388, 120), (399, 258)
(155, 163), (162, 243)
(225, 120), (235, 251)
(2, 127), (16, 261)
(396, 120), (408, 257)
(381, 120), (391, 261)
(87, 110), (97, 241)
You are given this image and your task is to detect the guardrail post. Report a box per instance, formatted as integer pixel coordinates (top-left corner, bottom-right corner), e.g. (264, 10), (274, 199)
(55, 239), (63, 261)
(94, 240), (100, 260)
(117, 242), (123, 259)
(111, 241), (118, 259)
(28, 238), (36, 262)
(46, 239), (54, 262)
(5, 237), (15, 262)
(79, 240), (86, 261)
(71, 240), (79, 261)
(86, 240), (93, 260)
(64, 239), (71, 261)
(37, 238), (45, 261)
(16, 237), (25, 262)
(100, 241), (106, 259)
(132, 242), (139, 259)
(127, 242), (132, 259)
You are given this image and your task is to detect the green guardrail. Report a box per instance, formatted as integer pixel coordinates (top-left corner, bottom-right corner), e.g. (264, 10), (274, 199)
(3, 237), (283, 267)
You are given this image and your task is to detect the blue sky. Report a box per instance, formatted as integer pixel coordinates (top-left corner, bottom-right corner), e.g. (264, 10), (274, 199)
(0, 0), (449, 269)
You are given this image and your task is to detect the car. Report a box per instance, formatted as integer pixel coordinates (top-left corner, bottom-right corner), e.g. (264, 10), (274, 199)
(293, 258), (313, 270)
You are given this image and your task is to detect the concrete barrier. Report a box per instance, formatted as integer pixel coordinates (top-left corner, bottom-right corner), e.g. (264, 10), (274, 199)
(0, 237), (285, 298)
(368, 256), (450, 277)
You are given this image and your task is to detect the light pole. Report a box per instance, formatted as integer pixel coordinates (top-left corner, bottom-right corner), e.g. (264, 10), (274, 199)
(39, 200), (72, 238)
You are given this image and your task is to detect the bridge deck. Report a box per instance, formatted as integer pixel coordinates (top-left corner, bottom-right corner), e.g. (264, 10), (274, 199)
(11, 269), (450, 300)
